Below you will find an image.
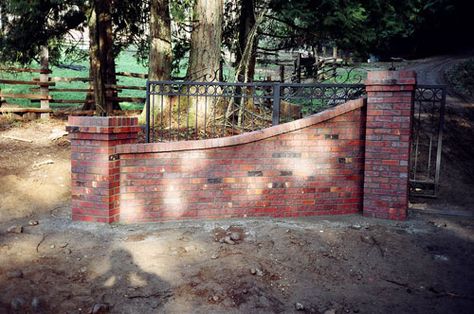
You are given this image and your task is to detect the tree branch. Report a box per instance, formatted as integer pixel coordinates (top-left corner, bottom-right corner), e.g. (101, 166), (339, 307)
(257, 44), (294, 52)
(263, 14), (307, 31)
(258, 31), (295, 39)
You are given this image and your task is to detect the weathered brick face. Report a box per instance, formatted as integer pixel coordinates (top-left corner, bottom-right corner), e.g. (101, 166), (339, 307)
(67, 117), (140, 223)
(67, 71), (416, 223)
(117, 104), (366, 222)
(363, 71), (416, 220)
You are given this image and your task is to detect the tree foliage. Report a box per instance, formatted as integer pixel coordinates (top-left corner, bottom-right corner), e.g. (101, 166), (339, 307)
(0, 0), (86, 65)
(264, 0), (416, 57)
(408, 0), (473, 56)
(265, 0), (472, 58)
(0, 0), (471, 96)
(111, 0), (149, 62)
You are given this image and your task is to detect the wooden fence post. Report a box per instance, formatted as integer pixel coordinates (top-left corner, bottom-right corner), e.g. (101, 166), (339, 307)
(39, 46), (50, 119)
(332, 46), (338, 60)
(219, 60), (224, 82)
(295, 53), (301, 83)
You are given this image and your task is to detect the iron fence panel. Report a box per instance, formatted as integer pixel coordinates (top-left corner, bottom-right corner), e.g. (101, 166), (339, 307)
(145, 80), (365, 142)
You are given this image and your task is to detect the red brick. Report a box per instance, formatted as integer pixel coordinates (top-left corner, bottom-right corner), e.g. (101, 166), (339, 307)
(363, 70), (415, 220)
(112, 105), (366, 223)
(69, 116), (139, 223)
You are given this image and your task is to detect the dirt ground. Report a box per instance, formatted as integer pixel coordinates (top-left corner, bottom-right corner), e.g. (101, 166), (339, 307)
(1, 56), (474, 313)
(1, 211), (473, 314)
(0, 118), (70, 223)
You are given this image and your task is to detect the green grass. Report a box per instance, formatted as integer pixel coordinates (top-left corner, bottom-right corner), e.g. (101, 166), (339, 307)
(0, 51), (236, 111)
(1, 50), (371, 112)
(0, 50), (148, 110)
(114, 52), (148, 110)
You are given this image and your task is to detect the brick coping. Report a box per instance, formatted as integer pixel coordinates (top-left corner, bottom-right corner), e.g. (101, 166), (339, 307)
(115, 98), (365, 154)
(364, 70), (416, 86)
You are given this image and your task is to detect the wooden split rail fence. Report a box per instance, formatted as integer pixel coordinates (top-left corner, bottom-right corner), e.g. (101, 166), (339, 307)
(0, 67), (148, 117)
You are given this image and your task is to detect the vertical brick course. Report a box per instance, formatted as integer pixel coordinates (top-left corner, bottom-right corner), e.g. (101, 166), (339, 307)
(67, 116), (140, 223)
(363, 71), (416, 220)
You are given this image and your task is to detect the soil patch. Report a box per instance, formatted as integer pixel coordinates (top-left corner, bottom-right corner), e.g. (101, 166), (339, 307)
(0, 213), (473, 313)
(0, 118), (70, 222)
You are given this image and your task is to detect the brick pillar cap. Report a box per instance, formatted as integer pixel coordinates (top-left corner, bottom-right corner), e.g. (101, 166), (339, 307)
(68, 115), (138, 127)
(365, 70), (416, 86)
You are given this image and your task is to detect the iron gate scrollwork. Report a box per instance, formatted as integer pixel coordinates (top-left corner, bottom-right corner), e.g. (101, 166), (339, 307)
(410, 85), (446, 197)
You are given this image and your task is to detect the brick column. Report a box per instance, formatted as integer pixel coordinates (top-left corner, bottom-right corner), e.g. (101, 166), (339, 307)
(363, 71), (416, 220)
(67, 116), (139, 223)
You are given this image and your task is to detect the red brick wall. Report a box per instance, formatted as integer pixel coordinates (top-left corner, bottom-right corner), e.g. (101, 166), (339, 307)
(363, 71), (416, 220)
(67, 117), (140, 223)
(115, 99), (365, 223)
(67, 70), (417, 223)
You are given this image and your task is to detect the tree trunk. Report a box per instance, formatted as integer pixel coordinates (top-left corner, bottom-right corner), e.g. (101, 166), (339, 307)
(140, 0), (172, 123)
(0, 4), (4, 34)
(186, 0), (224, 129)
(89, 1), (106, 115)
(103, 0), (120, 111)
(84, 10), (96, 111)
(148, 0), (172, 82)
(236, 0), (256, 83)
(187, 0), (223, 81)
(231, 6), (265, 127)
(83, 62), (94, 110)
(86, 0), (118, 115)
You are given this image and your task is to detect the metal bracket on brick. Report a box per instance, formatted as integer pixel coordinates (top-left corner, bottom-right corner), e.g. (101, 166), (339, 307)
(66, 126), (80, 133)
(109, 154), (120, 161)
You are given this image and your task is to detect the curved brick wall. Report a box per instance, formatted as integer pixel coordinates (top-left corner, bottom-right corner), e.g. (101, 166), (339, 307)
(116, 99), (365, 222)
(67, 70), (416, 223)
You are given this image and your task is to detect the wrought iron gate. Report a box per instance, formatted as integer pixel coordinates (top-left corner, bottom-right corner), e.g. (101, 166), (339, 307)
(410, 85), (446, 197)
